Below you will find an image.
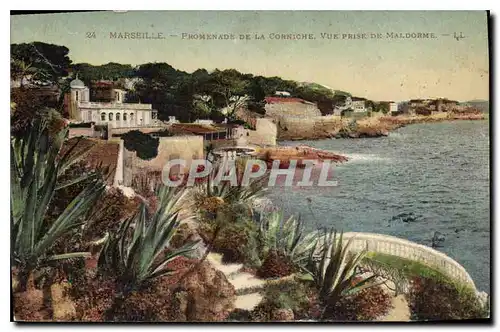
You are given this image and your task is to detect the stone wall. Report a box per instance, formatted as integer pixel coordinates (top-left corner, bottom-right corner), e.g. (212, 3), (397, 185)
(233, 118), (277, 146)
(342, 232), (477, 290)
(122, 135), (204, 186)
(113, 139), (124, 186)
(248, 118), (277, 146)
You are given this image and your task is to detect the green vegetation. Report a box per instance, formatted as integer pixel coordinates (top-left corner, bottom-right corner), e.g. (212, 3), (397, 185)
(255, 210), (318, 278)
(10, 42), (353, 123)
(408, 276), (488, 320)
(363, 252), (449, 281)
(251, 279), (313, 321)
(11, 42), (71, 87)
(11, 119), (106, 291)
(98, 186), (199, 292)
(305, 230), (376, 319)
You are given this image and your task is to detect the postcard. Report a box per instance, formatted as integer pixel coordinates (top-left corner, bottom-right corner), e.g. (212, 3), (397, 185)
(10, 10), (490, 323)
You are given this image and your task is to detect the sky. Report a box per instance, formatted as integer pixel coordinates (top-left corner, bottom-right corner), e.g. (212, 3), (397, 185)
(11, 11), (490, 102)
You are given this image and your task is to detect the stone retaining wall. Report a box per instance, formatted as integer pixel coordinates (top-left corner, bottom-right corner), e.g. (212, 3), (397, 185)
(275, 115), (344, 140)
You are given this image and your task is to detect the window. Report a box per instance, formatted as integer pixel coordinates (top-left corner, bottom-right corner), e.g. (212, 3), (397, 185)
(116, 113), (120, 121)
(123, 113), (127, 121)
(130, 113), (134, 120)
(101, 112), (106, 121)
(109, 113), (113, 121)
(75, 91), (79, 101)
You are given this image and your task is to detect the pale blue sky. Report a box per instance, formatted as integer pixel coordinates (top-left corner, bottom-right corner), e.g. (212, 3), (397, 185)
(11, 11), (489, 101)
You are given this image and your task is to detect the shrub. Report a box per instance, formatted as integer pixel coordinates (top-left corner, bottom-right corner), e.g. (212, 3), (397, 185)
(98, 186), (200, 295)
(11, 88), (61, 138)
(72, 276), (117, 322)
(251, 279), (312, 321)
(68, 122), (93, 128)
(211, 220), (260, 265)
(408, 276), (488, 321)
(305, 229), (377, 319)
(48, 178), (140, 264)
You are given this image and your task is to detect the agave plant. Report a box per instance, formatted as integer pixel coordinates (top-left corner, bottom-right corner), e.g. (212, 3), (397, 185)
(11, 118), (105, 290)
(305, 229), (377, 319)
(98, 185), (200, 294)
(257, 209), (319, 269)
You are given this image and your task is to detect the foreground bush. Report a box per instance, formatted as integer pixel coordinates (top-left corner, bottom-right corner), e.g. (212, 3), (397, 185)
(408, 276), (488, 321)
(98, 186), (199, 294)
(255, 210), (318, 278)
(251, 279), (313, 321)
(305, 230), (377, 320)
(323, 283), (392, 321)
(256, 250), (296, 279)
(211, 220), (261, 265)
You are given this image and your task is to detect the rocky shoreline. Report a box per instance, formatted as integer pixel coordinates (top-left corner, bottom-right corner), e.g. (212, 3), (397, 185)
(257, 145), (349, 167)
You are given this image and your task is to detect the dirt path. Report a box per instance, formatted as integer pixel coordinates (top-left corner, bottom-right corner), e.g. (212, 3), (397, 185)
(380, 294), (411, 322)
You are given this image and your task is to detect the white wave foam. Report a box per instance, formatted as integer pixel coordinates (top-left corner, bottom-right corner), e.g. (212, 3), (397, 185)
(344, 153), (390, 163)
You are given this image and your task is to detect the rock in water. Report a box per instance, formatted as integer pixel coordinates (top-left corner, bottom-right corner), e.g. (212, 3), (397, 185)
(431, 231), (446, 248)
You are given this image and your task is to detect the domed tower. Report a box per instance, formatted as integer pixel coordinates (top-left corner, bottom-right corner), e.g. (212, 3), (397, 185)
(68, 74), (90, 120)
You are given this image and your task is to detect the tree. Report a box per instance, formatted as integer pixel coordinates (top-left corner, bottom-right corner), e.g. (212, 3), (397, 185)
(71, 62), (135, 85)
(132, 62), (193, 122)
(365, 100), (376, 112)
(294, 84), (336, 115)
(204, 69), (251, 119)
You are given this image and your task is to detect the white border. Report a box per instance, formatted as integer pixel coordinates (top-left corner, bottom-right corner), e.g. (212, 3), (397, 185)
(3, 2), (498, 331)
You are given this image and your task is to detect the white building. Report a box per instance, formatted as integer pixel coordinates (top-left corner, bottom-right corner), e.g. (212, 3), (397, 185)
(350, 97), (367, 113)
(68, 76), (158, 128)
(389, 102), (399, 114)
